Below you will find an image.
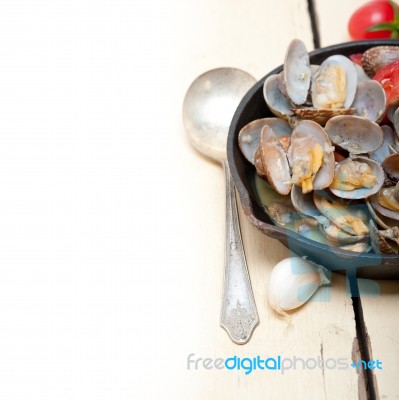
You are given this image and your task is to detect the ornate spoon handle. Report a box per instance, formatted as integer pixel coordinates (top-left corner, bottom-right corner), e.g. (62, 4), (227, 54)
(220, 160), (259, 344)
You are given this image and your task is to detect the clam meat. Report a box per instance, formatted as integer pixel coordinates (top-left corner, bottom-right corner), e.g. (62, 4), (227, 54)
(238, 38), (399, 254)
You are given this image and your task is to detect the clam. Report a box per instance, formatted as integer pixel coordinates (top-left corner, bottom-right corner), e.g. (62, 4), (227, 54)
(354, 63), (371, 83)
(238, 118), (292, 164)
(394, 107), (399, 137)
(287, 120), (335, 193)
(362, 46), (399, 77)
(259, 124), (292, 195)
(258, 120), (334, 195)
(284, 39), (311, 105)
(265, 201), (298, 228)
(377, 183), (399, 217)
(367, 197), (398, 229)
(339, 241), (371, 253)
(329, 156), (385, 200)
(239, 40), (399, 256)
(298, 224), (328, 244)
(371, 125), (399, 164)
(289, 55), (364, 126)
(369, 219), (399, 254)
(325, 115), (384, 155)
(263, 74), (293, 119)
(370, 153), (399, 222)
(310, 64), (320, 78)
(254, 174), (298, 230)
(377, 229), (399, 253)
(311, 55), (357, 110)
(382, 153), (399, 182)
(387, 100), (399, 125)
(292, 186), (368, 245)
(254, 147), (267, 179)
(313, 191), (369, 236)
(370, 182), (399, 222)
(291, 184), (321, 226)
(319, 220), (367, 246)
(299, 222), (370, 252)
(291, 107), (356, 127)
(351, 80), (386, 123)
(276, 70), (289, 97)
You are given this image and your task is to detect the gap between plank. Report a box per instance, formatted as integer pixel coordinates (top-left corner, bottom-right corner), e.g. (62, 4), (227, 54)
(348, 275), (378, 400)
(305, 2), (378, 398)
(307, 0), (320, 49)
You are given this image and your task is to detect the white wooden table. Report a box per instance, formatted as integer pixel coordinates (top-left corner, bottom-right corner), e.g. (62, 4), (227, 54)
(0, 1), (396, 399)
(316, 2), (399, 399)
(165, 0), (399, 399)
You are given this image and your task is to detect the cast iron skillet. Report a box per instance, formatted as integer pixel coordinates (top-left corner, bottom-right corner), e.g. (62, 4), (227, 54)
(227, 39), (399, 280)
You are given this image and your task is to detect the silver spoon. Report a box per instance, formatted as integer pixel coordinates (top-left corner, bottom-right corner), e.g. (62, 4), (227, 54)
(183, 68), (259, 344)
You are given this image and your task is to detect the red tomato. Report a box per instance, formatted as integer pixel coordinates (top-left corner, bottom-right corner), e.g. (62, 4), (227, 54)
(348, 0), (394, 40)
(372, 60), (399, 106)
(349, 53), (363, 65)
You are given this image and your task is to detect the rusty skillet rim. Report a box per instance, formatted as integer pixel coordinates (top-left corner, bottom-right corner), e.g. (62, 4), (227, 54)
(227, 39), (399, 265)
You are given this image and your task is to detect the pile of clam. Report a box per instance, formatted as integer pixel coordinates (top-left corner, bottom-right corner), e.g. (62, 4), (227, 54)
(238, 39), (399, 254)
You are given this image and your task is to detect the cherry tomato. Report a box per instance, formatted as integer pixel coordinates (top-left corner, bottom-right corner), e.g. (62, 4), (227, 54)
(372, 60), (399, 106)
(348, 0), (394, 40)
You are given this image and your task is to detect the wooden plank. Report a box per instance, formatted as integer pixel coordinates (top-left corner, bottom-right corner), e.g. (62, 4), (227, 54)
(314, 0), (399, 397)
(0, 1), (362, 398)
(356, 281), (399, 399)
(164, 0), (361, 398)
(313, 0), (365, 46)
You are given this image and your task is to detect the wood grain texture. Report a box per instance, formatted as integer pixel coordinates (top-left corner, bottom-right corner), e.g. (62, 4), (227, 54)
(314, 0), (399, 397)
(356, 281), (399, 399)
(313, 0), (365, 46)
(155, 0), (361, 398)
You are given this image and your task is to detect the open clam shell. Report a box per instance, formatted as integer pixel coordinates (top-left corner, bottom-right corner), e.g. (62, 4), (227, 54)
(291, 185), (320, 220)
(319, 219), (367, 245)
(329, 156), (385, 200)
(311, 55), (357, 110)
(370, 183), (399, 221)
(290, 185), (321, 227)
(298, 223), (370, 252)
(371, 125), (399, 164)
(259, 124), (292, 195)
(367, 196), (399, 229)
(263, 74), (293, 120)
(229, 39), (399, 275)
(298, 224), (328, 244)
(394, 107), (399, 137)
(352, 80), (386, 123)
(254, 174), (297, 229)
(340, 241), (371, 253)
(325, 115), (384, 154)
(291, 186), (368, 244)
(238, 117), (292, 164)
(288, 120), (335, 191)
(313, 190), (370, 236)
(354, 63), (371, 83)
(254, 147), (267, 179)
(284, 39), (311, 106)
(382, 153), (399, 181)
(369, 219), (399, 254)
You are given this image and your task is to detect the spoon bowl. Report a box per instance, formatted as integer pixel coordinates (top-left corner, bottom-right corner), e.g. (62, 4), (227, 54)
(183, 68), (257, 161)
